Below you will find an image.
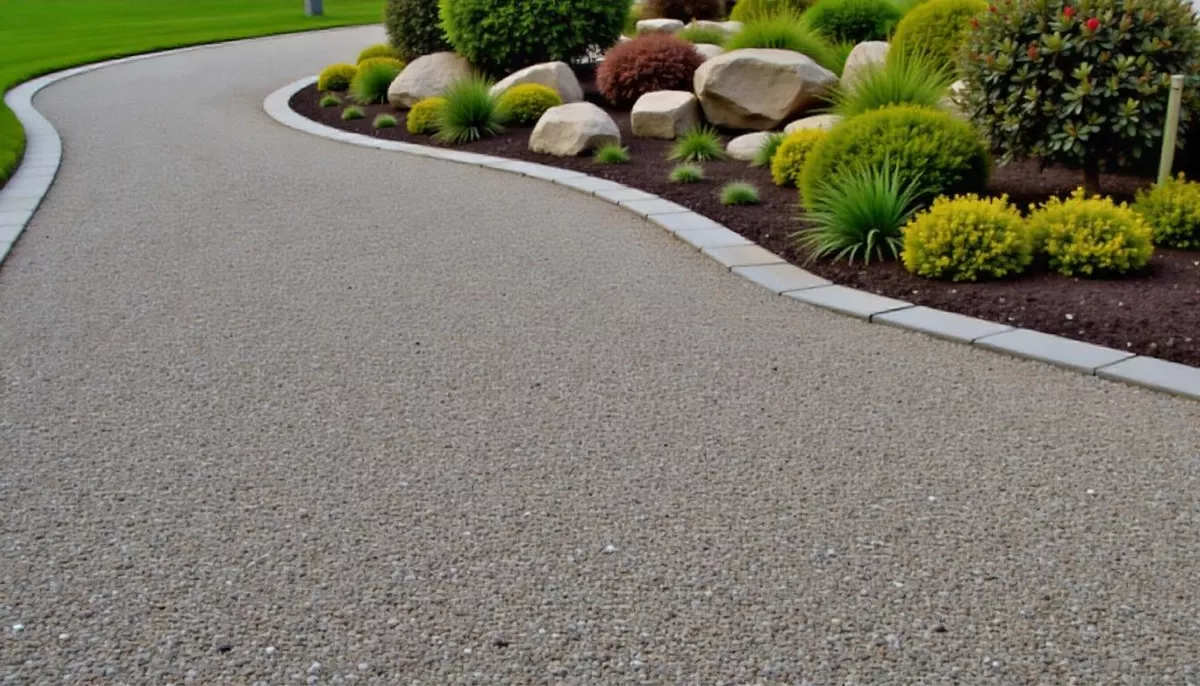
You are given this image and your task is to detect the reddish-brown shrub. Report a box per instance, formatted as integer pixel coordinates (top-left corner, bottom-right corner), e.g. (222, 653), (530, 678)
(596, 34), (705, 108)
(641, 0), (726, 20)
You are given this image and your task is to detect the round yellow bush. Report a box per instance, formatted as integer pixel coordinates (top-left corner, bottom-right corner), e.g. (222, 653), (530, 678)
(770, 129), (827, 188)
(1028, 188), (1154, 277)
(1132, 174), (1200, 249)
(356, 56), (406, 73)
(496, 83), (563, 125)
(406, 96), (447, 134)
(317, 63), (357, 91)
(901, 194), (1032, 281)
(357, 43), (401, 63)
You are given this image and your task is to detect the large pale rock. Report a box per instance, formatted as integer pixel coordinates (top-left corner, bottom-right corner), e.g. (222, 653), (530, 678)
(387, 52), (471, 108)
(489, 62), (584, 103)
(529, 102), (621, 156)
(784, 114), (843, 133)
(693, 49), (838, 130)
(726, 131), (774, 162)
(840, 41), (889, 90)
(631, 91), (699, 139)
(637, 18), (685, 33)
(693, 43), (724, 61)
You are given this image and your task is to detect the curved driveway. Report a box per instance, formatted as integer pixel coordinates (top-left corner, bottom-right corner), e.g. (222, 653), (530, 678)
(2, 26), (1199, 684)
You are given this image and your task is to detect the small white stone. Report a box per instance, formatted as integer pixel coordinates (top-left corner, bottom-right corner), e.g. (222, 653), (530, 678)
(11, 624), (23, 633)
(309, 661), (322, 674)
(265, 646), (276, 655)
(357, 662), (369, 671)
(58, 633), (69, 640)
(1087, 489), (1096, 495)
(602, 544), (617, 554)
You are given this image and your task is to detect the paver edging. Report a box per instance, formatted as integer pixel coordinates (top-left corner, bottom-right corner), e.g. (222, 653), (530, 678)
(263, 75), (1199, 402)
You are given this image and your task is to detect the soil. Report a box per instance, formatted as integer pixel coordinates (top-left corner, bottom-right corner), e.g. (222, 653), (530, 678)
(291, 79), (1200, 367)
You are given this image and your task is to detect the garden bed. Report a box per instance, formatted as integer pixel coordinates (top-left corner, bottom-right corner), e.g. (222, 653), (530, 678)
(291, 80), (1200, 368)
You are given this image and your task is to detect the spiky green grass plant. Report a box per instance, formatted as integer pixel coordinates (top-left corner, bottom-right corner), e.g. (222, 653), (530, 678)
(720, 181), (761, 205)
(668, 125), (726, 163)
(593, 143), (631, 164)
(435, 75), (508, 144)
(830, 50), (954, 118)
(668, 163), (706, 183)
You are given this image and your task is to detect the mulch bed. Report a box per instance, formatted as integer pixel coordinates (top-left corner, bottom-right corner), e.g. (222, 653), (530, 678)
(291, 78), (1200, 367)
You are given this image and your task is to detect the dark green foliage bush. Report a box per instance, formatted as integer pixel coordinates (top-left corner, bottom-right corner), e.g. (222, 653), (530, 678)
(891, 0), (986, 64)
(384, 0), (451, 61)
(961, 0), (1200, 195)
(805, 0), (902, 42)
(801, 104), (990, 203)
(597, 33), (704, 107)
(440, 0), (630, 75)
(642, 0), (726, 20)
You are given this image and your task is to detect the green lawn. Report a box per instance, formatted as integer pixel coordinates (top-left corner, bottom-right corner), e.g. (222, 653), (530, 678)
(0, 0), (383, 185)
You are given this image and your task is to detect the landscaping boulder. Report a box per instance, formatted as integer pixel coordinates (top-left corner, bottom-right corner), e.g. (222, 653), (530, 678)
(529, 102), (621, 156)
(694, 19), (741, 37)
(693, 43), (724, 61)
(631, 90), (699, 139)
(693, 49), (837, 130)
(387, 51), (471, 108)
(637, 18), (685, 33)
(784, 114), (843, 133)
(489, 61), (584, 102)
(721, 20), (744, 35)
(726, 131), (773, 161)
(840, 41), (889, 90)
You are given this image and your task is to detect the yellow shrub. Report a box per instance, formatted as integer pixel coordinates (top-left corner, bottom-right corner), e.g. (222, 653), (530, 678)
(317, 63), (357, 91)
(357, 43), (401, 63)
(406, 96), (447, 134)
(1027, 188), (1154, 277)
(356, 56), (406, 73)
(770, 129), (826, 188)
(1132, 174), (1200, 249)
(496, 83), (562, 125)
(901, 194), (1032, 281)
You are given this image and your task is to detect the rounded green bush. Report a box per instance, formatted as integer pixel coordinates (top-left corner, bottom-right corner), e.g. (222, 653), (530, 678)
(407, 96), (447, 134)
(357, 43), (401, 63)
(350, 58), (406, 104)
(440, 0), (629, 75)
(1028, 189), (1154, 277)
(1133, 174), (1200, 249)
(317, 63), (357, 91)
(801, 104), (990, 203)
(384, 0), (451, 61)
(804, 0), (901, 43)
(901, 194), (1033, 281)
(891, 0), (985, 65)
(770, 129), (826, 187)
(496, 83), (563, 125)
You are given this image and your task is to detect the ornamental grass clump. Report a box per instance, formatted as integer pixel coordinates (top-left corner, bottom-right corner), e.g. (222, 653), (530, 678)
(593, 143), (632, 164)
(770, 129), (827, 187)
(677, 24), (729, 45)
(731, 0), (813, 20)
(373, 113), (398, 129)
(804, 0), (902, 43)
(319, 94), (341, 107)
(669, 163), (706, 182)
(724, 11), (841, 72)
(1027, 188), (1154, 276)
(341, 106), (365, 121)
(721, 181), (762, 205)
(436, 76), (508, 143)
(669, 125), (727, 162)
(350, 58), (405, 104)
(317, 63), (357, 91)
(961, 0), (1200, 196)
(1133, 174), (1200, 249)
(597, 33), (705, 108)
(496, 84), (562, 125)
(830, 49), (955, 118)
(901, 194), (1033, 281)
(795, 162), (926, 264)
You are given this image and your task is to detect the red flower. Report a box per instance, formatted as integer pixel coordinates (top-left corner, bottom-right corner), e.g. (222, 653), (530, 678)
(988, 4), (997, 10)
(1027, 44), (1039, 59)
(1086, 17), (1100, 30)
(1062, 5), (1076, 17)
(971, 16), (980, 28)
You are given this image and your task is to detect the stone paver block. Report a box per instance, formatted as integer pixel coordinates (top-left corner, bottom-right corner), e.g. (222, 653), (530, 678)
(649, 212), (724, 234)
(732, 263), (829, 294)
(974, 328), (1134, 373)
(1097, 356), (1200, 400)
(0, 211), (33, 227)
(0, 223), (24, 244)
(783, 284), (912, 320)
(620, 198), (691, 217)
(874, 306), (1013, 343)
(674, 227), (751, 250)
(554, 176), (626, 194)
(701, 245), (785, 269)
(595, 187), (657, 203)
(0, 195), (41, 213)
(487, 160), (585, 181)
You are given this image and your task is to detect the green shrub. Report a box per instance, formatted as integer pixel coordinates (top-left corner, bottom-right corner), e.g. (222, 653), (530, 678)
(961, 0), (1200, 195)
(891, 0), (985, 65)
(677, 24), (729, 44)
(374, 113), (398, 128)
(496, 83), (562, 125)
(319, 94), (342, 108)
(358, 43), (401, 63)
(795, 162), (926, 263)
(801, 104), (990, 204)
(1133, 174), (1200, 249)
(642, 0), (726, 20)
(730, 0), (812, 20)
(597, 33), (705, 107)
(593, 143), (632, 164)
(406, 96), (447, 134)
(669, 163), (706, 182)
(440, 0), (629, 75)
(831, 49), (954, 118)
(436, 76), (508, 143)
(384, 0), (451, 62)
(804, 0), (902, 42)
(669, 125), (727, 162)
(751, 132), (787, 167)
(1027, 189), (1154, 276)
(771, 129), (826, 187)
(317, 63), (357, 91)
(350, 58), (405, 104)
(342, 106), (365, 121)
(724, 11), (840, 72)
(721, 181), (762, 205)
(901, 194), (1033, 281)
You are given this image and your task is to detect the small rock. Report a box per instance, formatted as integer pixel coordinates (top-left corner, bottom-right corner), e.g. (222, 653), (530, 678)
(603, 544), (618, 554)
(309, 661), (322, 675)
(529, 102), (620, 156)
(725, 131), (774, 162)
(631, 90), (699, 139)
(636, 18), (685, 33)
(693, 43), (724, 61)
(784, 114), (843, 133)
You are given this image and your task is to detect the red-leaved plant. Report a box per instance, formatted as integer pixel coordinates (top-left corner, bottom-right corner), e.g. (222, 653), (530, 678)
(597, 33), (705, 108)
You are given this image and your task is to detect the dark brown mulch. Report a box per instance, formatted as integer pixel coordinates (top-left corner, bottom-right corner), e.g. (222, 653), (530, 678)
(291, 82), (1200, 367)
